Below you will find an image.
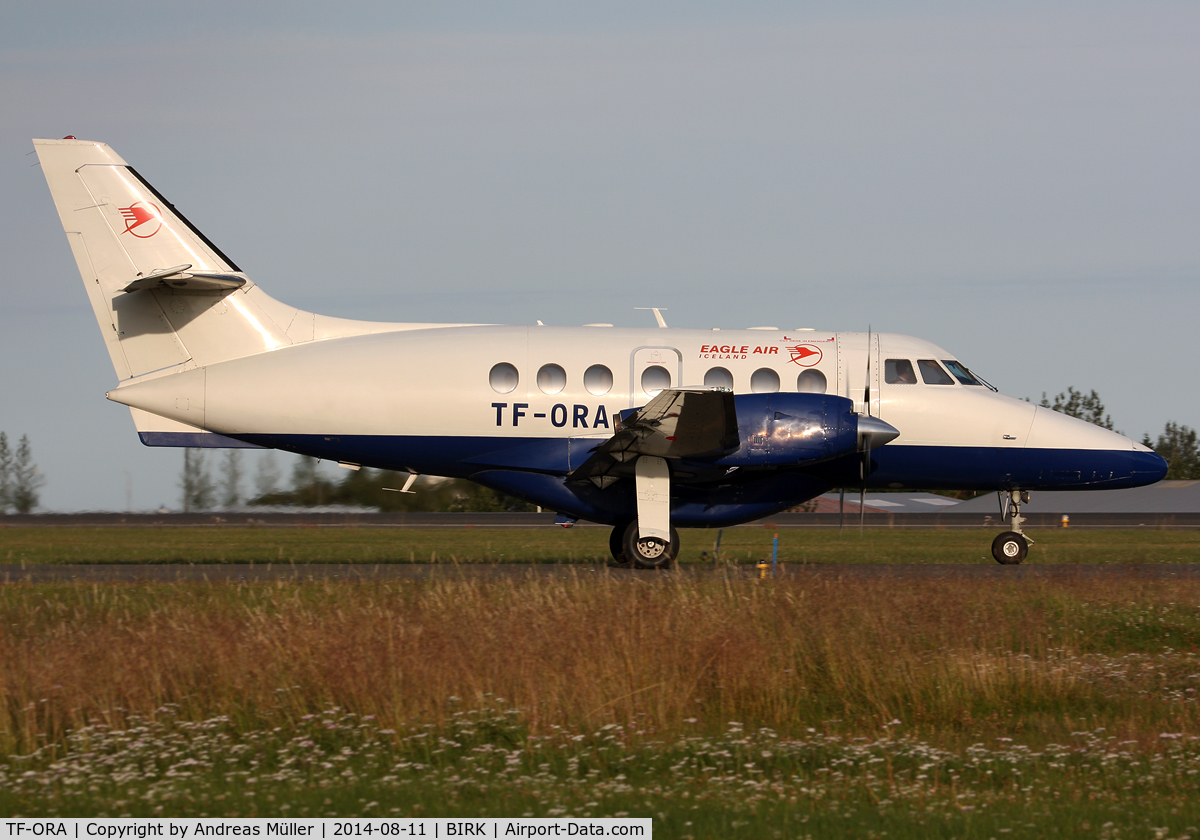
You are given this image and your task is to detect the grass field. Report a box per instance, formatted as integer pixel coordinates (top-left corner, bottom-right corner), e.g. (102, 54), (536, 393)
(4, 525), (1200, 565)
(2, 547), (1200, 836)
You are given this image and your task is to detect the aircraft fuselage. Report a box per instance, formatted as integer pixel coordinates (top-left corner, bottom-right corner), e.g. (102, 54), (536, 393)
(107, 323), (1165, 527)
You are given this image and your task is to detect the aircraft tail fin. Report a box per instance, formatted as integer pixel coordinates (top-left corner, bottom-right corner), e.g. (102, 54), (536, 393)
(36, 138), (443, 448)
(34, 138), (299, 383)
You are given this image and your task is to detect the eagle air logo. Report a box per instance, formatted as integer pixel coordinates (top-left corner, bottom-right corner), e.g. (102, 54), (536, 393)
(118, 201), (163, 238)
(787, 344), (823, 367)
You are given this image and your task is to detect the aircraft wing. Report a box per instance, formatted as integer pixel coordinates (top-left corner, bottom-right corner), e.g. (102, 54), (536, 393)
(570, 389), (739, 486)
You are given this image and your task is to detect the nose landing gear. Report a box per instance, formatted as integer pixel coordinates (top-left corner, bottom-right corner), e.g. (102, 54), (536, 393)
(991, 530), (1028, 564)
(992, 489), (1032, 564)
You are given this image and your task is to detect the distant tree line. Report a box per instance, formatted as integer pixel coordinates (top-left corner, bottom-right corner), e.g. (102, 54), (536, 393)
(1039, 387), (1115, 431)
(179, 449), (534, 512)
(1042, 387), (1199, 479)
(0, 432), (44, 514)
(1142, 423), (1200, 480)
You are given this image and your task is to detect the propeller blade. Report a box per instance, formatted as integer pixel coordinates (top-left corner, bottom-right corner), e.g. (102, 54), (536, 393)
(839, 487), (846, 532)
(863, 327), (872, 412)
(859, 449), (868, 534)
(851, 335), (896, 536)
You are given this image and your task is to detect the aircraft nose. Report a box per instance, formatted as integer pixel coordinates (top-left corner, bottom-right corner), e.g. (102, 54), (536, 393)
(1024, 407), (1169, 488)
(1027, 406), (1130, 450)
(1135, 448), (1170, 483)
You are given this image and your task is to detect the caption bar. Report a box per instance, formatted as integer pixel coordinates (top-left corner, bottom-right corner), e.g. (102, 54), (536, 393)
(2, 821), (650, 840)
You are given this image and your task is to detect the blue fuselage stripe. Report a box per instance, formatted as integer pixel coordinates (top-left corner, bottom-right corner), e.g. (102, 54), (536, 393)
(221, 433), (1166, 526)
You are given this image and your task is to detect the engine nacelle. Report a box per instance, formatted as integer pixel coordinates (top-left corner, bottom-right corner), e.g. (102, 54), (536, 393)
(716, 393), (870, 467)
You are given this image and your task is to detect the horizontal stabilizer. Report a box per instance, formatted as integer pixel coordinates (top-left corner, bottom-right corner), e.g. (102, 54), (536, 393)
(123, 264), (247, 293)
(126, 407), (263, 449)
(139, 431), (264, 449)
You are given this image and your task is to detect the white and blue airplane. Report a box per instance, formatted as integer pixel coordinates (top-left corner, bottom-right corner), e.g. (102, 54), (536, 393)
(34, 137), (1168, 566)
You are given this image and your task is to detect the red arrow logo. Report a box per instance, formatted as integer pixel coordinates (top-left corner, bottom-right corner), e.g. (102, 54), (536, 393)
(787, 344), (823, 367)
(118, 201), (163, 238)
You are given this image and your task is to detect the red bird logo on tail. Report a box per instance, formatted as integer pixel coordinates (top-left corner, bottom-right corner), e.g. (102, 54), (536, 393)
(118, 201), (163, 238)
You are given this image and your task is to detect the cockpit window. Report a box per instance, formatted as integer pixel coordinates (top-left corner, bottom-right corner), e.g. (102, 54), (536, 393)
(885, 359), (917, 384)
(942, 359), (983, 386)
(918, 359), (955, 385)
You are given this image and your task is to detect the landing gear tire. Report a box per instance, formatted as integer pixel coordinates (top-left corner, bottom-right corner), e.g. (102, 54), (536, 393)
(623, 521), (680, 570)
(991, 531), (1028, 565)
(608, 524), (632, 568)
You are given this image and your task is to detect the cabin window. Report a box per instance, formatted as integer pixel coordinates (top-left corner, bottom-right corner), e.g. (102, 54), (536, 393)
(797, 369), (827, 394)
(918, 359), (955, 385)
(489, 362), (519, 394)
(584, 364), (613, 395)
(884, 359), (917, 385)
(641, 365), (671, 397)
(751, 368), (780, 393)
(537, 363), (567, 395)
(942, 359), (983, 386)
(704, 367), (734, 390)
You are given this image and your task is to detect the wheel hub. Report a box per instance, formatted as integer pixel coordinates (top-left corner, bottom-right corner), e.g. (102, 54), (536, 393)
(634, 538), (666, 560)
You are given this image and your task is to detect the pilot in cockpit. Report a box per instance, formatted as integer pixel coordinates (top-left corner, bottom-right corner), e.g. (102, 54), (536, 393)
(886, 358), (917, 384)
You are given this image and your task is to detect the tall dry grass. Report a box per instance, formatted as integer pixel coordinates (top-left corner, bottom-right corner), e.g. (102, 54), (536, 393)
(2, 571), (1199, 753)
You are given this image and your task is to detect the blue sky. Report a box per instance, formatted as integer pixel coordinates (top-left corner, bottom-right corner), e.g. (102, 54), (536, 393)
(2, 1), (1198, 510)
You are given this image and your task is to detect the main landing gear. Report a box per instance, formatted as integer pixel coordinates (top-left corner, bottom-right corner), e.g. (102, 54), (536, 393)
(607, 455), (681, 570)
(608, 522), (680, 570)
(991, 489), (1032, 565)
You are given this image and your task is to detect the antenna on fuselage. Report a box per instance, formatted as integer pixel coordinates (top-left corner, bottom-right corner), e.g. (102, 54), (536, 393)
(634, 307), (669, 328)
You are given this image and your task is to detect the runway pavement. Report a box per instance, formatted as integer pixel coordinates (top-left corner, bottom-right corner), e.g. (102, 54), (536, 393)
(4, 562), (1200, 583)
(5, 511), (1200, 528)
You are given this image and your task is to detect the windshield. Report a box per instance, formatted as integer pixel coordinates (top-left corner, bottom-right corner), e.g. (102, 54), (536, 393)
(918, 359), (955, 385)
(942, 359), (997, 391)
(941, 359), (981, 386)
